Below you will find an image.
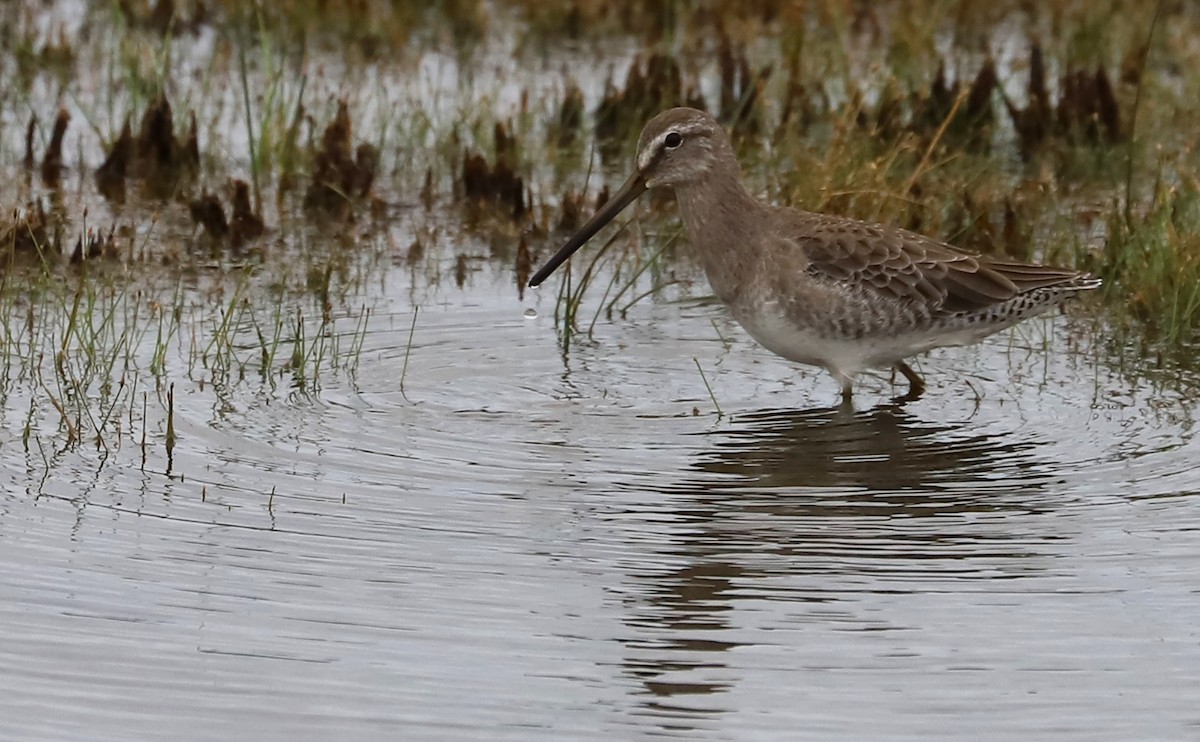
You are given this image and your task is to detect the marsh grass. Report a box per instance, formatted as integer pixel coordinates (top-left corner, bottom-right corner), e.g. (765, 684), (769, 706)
(0, 248), (371, 461)
(4, 0), (1200, 464)
(192, 266), (372, 393)
(693, 357), (723, 418)
(1104, 175), (1200, 349)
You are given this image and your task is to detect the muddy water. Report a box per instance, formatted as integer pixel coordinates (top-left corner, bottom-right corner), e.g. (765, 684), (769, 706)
(2, 253), (1199, 740)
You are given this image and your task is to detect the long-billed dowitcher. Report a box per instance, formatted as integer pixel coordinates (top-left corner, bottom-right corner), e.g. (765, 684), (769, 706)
(529, 107), (1100, 401)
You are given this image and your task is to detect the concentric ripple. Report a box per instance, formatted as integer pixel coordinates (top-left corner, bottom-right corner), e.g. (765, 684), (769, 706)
(3, 259), (1200, 740)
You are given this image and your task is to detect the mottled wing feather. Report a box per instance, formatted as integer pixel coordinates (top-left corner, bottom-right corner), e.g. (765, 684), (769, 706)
(785, 212), (1082, 316)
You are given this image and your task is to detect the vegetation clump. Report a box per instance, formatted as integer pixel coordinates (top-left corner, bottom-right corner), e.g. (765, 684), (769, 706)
(96, 96), (199, 201)
(304, 101), (380, 221)
(461, 122), (528, 221)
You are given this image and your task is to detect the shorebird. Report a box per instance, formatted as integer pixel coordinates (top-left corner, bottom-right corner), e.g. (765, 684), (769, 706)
(529, 107), (1100, 401)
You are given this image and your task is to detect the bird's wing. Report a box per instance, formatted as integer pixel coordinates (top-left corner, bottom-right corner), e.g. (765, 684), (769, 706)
(785, 212), (1083, 315)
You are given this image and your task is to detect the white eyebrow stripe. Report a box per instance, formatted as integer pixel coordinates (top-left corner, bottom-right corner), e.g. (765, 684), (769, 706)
(637, 122), (709, 170)
(637, 141), (662, 171)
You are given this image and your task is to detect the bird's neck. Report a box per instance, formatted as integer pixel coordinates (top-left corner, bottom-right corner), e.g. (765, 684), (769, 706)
(673, 172), (766, 304)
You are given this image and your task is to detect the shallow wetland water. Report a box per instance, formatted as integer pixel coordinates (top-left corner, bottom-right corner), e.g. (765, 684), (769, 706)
(3, 2), (1200, 739)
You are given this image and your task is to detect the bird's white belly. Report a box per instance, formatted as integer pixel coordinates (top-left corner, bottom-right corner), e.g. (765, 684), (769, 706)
(731, 302), (977, 379)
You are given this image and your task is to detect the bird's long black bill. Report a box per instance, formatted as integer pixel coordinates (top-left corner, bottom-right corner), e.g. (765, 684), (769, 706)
(528, 173), (648, 287)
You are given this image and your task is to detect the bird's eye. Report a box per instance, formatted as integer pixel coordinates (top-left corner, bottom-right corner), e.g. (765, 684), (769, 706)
(664, 132), (683, 149)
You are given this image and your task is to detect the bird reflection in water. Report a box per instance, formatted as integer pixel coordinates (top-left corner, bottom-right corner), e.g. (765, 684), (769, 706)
(615, 404), (1056, 729)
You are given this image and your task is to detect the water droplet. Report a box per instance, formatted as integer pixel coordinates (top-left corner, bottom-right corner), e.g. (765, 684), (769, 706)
(523, 308), (537, 319)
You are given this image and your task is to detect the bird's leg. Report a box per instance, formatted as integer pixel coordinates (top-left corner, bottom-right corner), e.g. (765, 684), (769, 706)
(893, 360), (925, 400)
(839, 376), (854, 403)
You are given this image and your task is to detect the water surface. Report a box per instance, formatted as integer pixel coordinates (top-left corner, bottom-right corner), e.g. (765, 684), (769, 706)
(3, 255), (1200, 740)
